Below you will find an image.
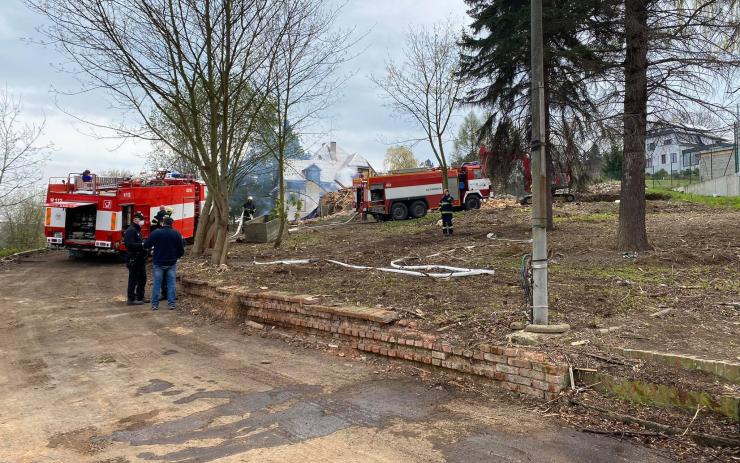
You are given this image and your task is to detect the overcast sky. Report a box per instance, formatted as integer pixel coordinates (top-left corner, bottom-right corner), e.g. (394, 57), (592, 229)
(0, 0), (473, 179)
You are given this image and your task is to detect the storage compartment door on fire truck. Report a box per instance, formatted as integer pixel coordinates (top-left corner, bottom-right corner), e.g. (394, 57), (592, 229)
(445, 176), (460, 202)
(44, 201), (96, 246)
(181, 188), (196, 238)
(95, 200), (122, 249)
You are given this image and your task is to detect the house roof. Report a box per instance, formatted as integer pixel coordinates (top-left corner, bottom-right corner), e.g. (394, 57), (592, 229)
(283, 143), (371, 189)
(683, 143), (736, 156)
(646, 124), (728, 141)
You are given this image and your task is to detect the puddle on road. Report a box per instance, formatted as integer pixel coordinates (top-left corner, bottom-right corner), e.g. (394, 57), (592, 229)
(110, 378), (451, 463)
(136, 379), (174, 395)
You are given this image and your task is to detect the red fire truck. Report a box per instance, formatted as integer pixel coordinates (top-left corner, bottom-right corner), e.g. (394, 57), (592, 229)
(44, 171), (207, 255)
(353, 162), (491, 221)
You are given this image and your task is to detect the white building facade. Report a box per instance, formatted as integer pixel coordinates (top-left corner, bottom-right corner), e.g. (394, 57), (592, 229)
(645, 127), (727, 175)
(283, 142), (372, 220)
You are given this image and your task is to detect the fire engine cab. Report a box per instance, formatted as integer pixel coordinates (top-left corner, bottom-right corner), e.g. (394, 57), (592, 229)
(353, 162), (490, 221)
(44, 171), (206, 255)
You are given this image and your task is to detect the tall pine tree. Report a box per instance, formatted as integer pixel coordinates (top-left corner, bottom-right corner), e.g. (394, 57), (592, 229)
(460, 0), (618, 228)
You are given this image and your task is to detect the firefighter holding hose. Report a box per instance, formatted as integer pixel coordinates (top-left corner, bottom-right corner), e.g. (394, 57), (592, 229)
(440, 189), (454, 236)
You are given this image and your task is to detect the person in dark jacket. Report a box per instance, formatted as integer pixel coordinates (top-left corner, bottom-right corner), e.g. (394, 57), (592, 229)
(243, 196), (256, 221)
(439, 189), (454, 236)
(143, 216), (185, 310)
(123, 212), (148, 305)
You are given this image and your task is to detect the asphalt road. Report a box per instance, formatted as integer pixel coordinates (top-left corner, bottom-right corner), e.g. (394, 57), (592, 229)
(0, 252), (673, 463)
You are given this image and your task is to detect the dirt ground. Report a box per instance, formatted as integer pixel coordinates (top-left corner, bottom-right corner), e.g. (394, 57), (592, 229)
(0, 252), (687, 462)
(179, 197), (740, 401)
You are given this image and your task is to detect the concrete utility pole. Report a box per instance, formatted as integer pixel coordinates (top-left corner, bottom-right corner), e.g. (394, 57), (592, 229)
(530, 0), (549, 326)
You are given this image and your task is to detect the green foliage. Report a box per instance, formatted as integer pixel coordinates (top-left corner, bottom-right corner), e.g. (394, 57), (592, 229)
(460, 0), (617, 127)
(0, 248), (22, 258)
(653, 168), (669, 180)
(451, 111), (482, 165)
(0, 193), (46, 252)
(383, 146), (419, 171)
(601, 144), (623, 180)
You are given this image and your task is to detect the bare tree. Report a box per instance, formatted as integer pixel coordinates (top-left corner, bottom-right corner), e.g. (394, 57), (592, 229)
(258, 0), (355, 247)
(28, 0), (293, 264)
(0, 89), (50, 208)
(372, 22), (464, 189)
(0, 189), (46, 252)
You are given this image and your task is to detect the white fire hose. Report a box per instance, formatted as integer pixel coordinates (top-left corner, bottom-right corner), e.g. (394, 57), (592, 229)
(254, 257), (495, 278)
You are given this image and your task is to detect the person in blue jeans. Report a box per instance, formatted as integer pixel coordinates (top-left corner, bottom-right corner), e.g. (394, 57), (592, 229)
(143, 216), (184, 310)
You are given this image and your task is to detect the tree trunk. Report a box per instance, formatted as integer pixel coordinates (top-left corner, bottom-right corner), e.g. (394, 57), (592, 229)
(618, 0), (652, 251)
(274, 149), (287, 248)
(210, 192), (230, 265)
(192, 193), (212, 255)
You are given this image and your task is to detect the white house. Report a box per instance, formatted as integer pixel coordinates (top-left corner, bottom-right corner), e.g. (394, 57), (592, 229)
(283, 142), (372, 220)
(645, 126), (728, 175)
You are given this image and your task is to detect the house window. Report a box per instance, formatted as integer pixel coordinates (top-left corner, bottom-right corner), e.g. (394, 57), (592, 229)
(647, 142), (656, 150)
(664, 138), (672, 145)
(647, 157), (653, 168)
(670, 153), (677, 164)
(661, 154), (666, 164)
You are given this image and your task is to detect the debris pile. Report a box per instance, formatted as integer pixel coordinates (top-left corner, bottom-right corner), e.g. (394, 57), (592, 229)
(480, 196), (519, 210)
(588, 182), (621, 195)
(319, 188), (354, 216)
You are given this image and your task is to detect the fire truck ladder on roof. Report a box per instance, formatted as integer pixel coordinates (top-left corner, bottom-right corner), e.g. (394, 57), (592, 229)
(69, 173), (127, 193)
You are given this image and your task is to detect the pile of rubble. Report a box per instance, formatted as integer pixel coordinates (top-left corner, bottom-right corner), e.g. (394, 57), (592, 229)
(480, 196), (520, 210)
(588, 182), (621, 195)
(319, 188), (354, 216)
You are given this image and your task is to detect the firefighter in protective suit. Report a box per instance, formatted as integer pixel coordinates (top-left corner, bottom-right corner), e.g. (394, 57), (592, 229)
(124, 212), (149, 305)
(243, 196), (256, 221)
(439, 189), (454, 236)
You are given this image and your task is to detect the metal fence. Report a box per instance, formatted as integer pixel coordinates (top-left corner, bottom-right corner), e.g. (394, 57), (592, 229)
(647, 147), (737, 189)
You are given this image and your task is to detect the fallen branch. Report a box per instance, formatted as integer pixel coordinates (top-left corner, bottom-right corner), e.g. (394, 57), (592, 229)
(569, 398), (740, 448)
(580, 428), (665, 438)
(581, 352), (629, 366)
(681, 403), (704, 437)
(649, 307), (673, 317)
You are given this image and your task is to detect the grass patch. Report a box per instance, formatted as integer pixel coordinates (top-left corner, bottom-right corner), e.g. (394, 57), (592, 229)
(0, 248), (23, 258)
(645, 178), (691, 189)
(646, 187), (740, 211)
(556, 263), (739, 289)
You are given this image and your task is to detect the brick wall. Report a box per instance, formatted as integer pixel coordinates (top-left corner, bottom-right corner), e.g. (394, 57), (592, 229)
(179, 276), (569, 399)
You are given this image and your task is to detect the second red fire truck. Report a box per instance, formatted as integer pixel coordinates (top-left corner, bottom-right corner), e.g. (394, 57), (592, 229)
(353, 162), (491, 221)
(44, 171), (207, 255)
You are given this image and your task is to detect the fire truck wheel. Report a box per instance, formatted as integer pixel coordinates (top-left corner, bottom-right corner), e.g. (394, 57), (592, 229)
(409, 200), (427, 219)
(464, 195), (481, 210)
(390, 202), (409, 221)
(565, 193), (576, 202)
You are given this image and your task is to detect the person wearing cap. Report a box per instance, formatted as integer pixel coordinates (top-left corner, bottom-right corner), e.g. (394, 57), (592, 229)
(123, 212), (149, 305)
(143, 216), (185, 311)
